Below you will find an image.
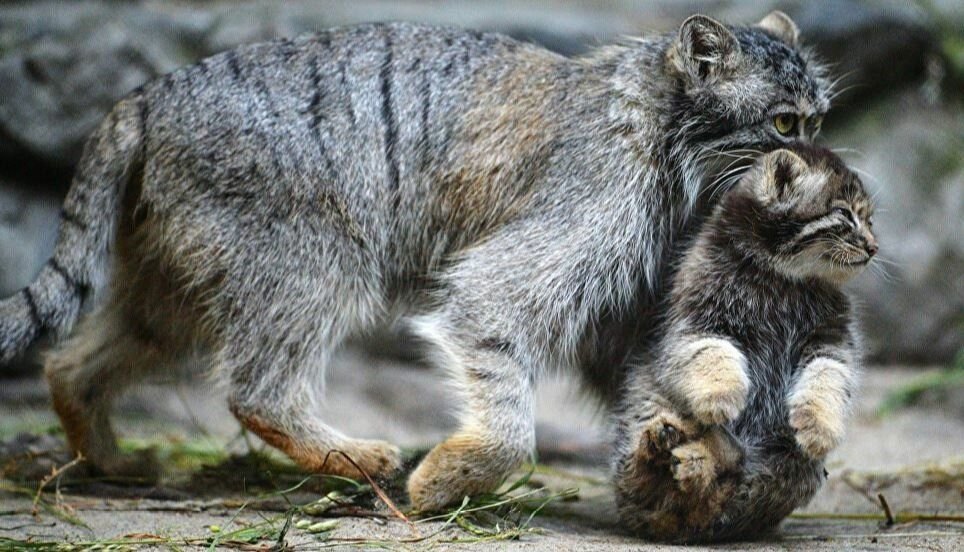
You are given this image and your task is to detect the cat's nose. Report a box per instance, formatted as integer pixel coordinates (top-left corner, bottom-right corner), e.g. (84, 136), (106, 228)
(865, 241), (878, 256)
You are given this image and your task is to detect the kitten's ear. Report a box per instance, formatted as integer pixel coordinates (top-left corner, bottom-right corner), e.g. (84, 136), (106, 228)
(765, 149), (808, 199)
(671, 15), (741, 84)
(755, 10), (800, 48)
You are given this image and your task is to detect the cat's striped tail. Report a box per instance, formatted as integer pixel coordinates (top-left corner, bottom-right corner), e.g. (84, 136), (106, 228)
(0, 94), (145, 364)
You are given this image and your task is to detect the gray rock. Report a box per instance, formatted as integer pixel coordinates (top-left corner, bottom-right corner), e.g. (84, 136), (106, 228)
(827, 93), (963, 364)
(0, 180), (59, 296)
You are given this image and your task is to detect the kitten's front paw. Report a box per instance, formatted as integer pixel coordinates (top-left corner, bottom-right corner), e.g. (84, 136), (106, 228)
(407, 432), (520, 512)
(678, 340), (749, 425)
(789, 400), (844, 459)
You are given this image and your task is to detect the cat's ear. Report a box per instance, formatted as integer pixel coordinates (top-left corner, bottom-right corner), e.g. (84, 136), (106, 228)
(755, 11), (800, 48)
(764, 149), (808, 200)
(671, 15), (741, 84)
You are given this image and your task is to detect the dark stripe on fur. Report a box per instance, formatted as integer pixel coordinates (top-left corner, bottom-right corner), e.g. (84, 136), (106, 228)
(379, 30), (401, 213)
(22, 288), (40, 325)
(680, 343), (715, 367)
(477, 337), (515, 356)
(785, 222), (849, 254)
(60, 209), (87, 231)
(337, 38), (356, 125)
(225, 50), (243, 81)
(49, 258), (78, 290)
(418, 59), (431, 170)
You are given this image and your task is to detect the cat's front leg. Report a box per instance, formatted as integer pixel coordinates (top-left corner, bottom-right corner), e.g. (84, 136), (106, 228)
(662, 335), (750, 425)
(787, 356), (856, 459)
(405, 313), (535, 512)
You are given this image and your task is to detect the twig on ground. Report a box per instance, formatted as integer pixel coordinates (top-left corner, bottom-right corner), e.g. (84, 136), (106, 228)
(321, 450), (419, 538)
(877, 493), (895, 527)
(31, 453), (83, 517)
(789, 511), (964, 523)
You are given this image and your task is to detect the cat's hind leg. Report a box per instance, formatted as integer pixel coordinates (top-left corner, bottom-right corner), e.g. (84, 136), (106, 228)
(224, 344), (402, 480)
(213, 239), (402, 481)
(44, 305), (172, 480)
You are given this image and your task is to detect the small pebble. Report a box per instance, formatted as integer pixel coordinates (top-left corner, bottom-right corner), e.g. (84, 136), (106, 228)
(306, 520), (339, 534)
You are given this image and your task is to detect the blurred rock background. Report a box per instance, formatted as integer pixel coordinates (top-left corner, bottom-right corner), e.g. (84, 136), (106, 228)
(0, 0), (961, 370)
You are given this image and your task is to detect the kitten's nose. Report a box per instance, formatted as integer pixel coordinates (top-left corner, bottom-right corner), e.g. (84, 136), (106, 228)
(865, 241), (878, 256)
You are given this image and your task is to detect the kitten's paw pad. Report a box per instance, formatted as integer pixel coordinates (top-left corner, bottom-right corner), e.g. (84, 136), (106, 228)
(407, 433), (515, 512)
(682, 342), (749, 425)
(789, 402), (842, 459)
(638, 412), (697, 462)
(670, 444), (715, 494)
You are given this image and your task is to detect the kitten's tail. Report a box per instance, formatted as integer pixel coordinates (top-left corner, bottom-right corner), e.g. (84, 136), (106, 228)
(0, 93), (145, 364)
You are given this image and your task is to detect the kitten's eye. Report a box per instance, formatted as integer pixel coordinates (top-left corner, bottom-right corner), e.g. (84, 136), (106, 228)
(774, 113), (797, 136)
(832, 206), (854, 224)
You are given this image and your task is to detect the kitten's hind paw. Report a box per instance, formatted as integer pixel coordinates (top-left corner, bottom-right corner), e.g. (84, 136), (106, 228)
(670, 443), (714, 494)
(637, 411), (698, 463)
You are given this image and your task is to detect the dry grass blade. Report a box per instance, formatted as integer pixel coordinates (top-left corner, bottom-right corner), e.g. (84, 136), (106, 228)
(320, 450), (420, 538)
(877, 493), (895, 526)
(30, 453), (83, 516)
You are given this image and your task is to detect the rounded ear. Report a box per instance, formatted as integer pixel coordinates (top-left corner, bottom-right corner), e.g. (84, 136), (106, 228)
(755, 11), (800, 48)
(765, 149), (809, 199)
(673, 14), (741, 83)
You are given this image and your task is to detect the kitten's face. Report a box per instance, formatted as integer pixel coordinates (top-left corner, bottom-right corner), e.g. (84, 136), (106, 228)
(665, 13), (830, 169)
(730, 146), (877, 283)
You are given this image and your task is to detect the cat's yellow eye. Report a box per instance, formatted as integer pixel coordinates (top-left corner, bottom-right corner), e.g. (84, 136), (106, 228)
(773, 113), (797, 136)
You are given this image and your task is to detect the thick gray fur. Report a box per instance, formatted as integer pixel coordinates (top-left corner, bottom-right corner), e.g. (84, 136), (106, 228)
(0, 13), (832, 525)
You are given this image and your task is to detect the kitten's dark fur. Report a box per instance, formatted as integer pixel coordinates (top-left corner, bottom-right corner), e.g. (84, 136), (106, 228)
(613, 145), (877, 542)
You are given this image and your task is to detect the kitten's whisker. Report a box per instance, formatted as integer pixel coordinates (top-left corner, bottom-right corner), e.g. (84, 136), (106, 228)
(867, 260), (898, 282)
(868, 254), (901, 268)
(830, 147), (865, 158)
(847, 166), (878, 183)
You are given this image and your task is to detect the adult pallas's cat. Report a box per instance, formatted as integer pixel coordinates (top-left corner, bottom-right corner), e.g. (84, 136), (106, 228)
(0, 12), (831, 516)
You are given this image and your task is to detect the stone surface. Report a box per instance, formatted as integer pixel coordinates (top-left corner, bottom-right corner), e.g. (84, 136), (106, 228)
(827, 95), (964, 363)
(0, 358), (961, 549)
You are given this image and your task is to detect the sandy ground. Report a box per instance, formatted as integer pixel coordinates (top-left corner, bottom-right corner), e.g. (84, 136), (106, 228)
(0, 353), (961, 550)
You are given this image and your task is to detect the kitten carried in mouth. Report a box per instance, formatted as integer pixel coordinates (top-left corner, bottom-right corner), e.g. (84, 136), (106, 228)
(612, 145), (878, 542)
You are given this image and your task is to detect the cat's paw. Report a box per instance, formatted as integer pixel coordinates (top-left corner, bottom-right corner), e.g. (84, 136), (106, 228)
(93, 447), (162, 485)
(670, 443), (715, 494)
(637, 411), (698, 463)
(335, 439), (403, 480)
(669, 426), (743, 495)
(407, 432), (520, 512)
(789, 399), (843, 459)
(677, 339), (750, 425)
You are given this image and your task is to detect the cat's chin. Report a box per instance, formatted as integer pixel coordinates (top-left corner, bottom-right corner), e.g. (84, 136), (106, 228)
(810, 263), (867, 285)
(773, 260), (865, 285)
